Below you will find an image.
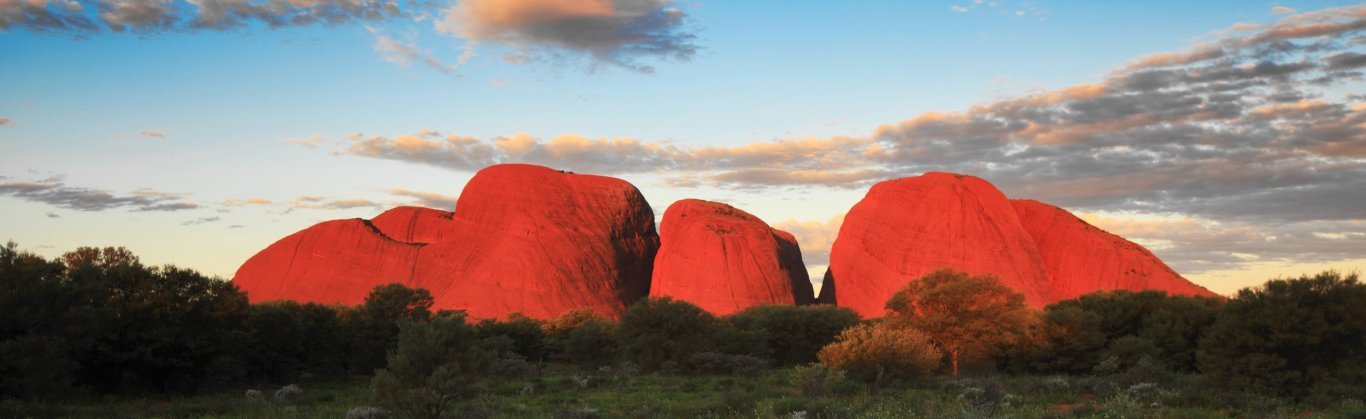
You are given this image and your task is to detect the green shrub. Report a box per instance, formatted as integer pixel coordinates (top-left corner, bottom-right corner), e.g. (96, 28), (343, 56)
(1197, 271), (1366, 400)
(789, 364), (848, 397)
(686, 352), (769, 375)
(616, 297), (720, 370)
(817, 322), (940, 391)
(371, 315), (494, 419)
(477, 313), (547, 362)
(726, 304), (860, 366)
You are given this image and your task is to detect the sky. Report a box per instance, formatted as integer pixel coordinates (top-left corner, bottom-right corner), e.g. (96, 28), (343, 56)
(2, 0), (1364, 295)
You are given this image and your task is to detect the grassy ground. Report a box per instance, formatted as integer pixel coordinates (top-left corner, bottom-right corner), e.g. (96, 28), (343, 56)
(5, 365), (1365, 418)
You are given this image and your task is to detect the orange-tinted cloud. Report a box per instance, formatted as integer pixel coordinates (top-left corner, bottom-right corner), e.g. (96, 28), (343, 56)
(436, 0), (696, 72)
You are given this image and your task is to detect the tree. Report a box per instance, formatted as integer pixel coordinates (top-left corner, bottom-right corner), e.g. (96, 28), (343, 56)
(726, 304), (860, 366)
(1198, 271), (1366, 400)
(58, 246), (139, 271)
(885, 269), (1031, 376)
(542, 308), (618, 365)
(347, 283), (434, 373)
(817, 323), (940, 392)
(617, 297), (719, 370)
(372, 316), (494, 419)
(476, 313), (547, 362)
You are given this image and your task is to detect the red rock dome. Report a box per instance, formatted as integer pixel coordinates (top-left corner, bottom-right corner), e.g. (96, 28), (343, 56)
(370, 206), (454, 244)
(234, 164), (659, 320)
(1011, 199), (1216, 301)
(827, 172), (1053, 316)
(232, 219), (422, 306)
(650, 199), (814, 315)
(414, 164), (659, 320)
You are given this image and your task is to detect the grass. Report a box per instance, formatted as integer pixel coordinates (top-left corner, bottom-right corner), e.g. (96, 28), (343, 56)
(5, 365), (1364, 418)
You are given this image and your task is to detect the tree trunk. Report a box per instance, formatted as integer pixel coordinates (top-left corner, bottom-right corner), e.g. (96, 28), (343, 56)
(951, 349), (960, 377)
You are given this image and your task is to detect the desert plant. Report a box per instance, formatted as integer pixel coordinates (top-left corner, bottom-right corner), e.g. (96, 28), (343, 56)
(1198, 271), (1366, 400)
(371, 316), (494, 419)
(616, 297), (720, 370)
(884, 269), (1032, 376)
(817, 323), (940, 392)
(726, 304), (860, 366)
(789, 364), (847, 397)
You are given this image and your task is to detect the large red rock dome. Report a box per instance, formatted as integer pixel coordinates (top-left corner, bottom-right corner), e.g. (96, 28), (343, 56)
(650, 199), (814, 314)
(414, 164), (659, 320)
(826, 172), (1053, 316)
(233, 164), (659, 320)
(232, 219), (423, 306)
(1011, 199), (1215, 300)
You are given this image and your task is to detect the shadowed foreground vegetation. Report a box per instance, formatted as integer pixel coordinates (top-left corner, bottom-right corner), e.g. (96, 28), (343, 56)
(2, 243), (1364, 418)
(6, 366), (1366, 418)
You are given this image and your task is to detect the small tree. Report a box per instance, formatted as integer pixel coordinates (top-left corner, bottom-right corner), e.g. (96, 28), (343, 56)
(885, 269), (1031, 376)
(817, 323), (940, 392)
(372, 316), (493, 419)
(1198, 271), (1366, 400)
(348, 283), (434, 373)
(617, 297), (719, 370)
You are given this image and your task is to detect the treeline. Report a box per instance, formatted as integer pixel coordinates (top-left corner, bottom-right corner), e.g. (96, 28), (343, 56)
(3, 243), (1364, 408)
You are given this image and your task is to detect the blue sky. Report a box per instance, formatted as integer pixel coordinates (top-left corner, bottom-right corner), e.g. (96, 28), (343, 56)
(2, 0), (1364, 294)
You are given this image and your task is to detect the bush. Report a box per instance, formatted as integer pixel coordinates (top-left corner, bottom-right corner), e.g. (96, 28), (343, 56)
(542, 309), (618, 366)
(347, 284), (434, 374)
(884, 269), (1032, 376)
(477, 313), (547, 362)
(817, 322), (940, 391)
(1197, 271), (1366, 400)
(371, 316), (494, 419)
(616, 297), (720, 370)
(726, 305), (860, 366)
(789, 364), (847, 397)
(1012, 290), (1222, 375)
(686, 352), (769, 375)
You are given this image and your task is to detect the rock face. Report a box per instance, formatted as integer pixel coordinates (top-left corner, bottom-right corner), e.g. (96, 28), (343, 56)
(1011, 199), (1215, 300)
(233, 164), (659, 320)
(232, 219), (423, 306)
(650, 199), (814, 314)
(415, 164), (659, 320)
(827, 172), (1053, 316)
(370, 206), (454, 244)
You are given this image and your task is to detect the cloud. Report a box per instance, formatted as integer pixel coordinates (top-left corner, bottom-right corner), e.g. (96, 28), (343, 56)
(332, 130), (882, 188)
(319, 5), (1366, 275)
(181, 215), (220, 225)
(1079, 212), (1366, 275)
(222, 197), (271, 206)
(140, 129), (166, 139)
(0, 0), (415, 33)
(387, 188), (456, 209)
(46, 212), (59, 218)
(0, 117), (11, 126)
(1271, 6), (1295, 15)
(435, 0), (697, 72)
(289, 134), (325, 148)
(369, 27), (469, 73)
(0, 176), (199, 211)
(289, 195), (382, 210)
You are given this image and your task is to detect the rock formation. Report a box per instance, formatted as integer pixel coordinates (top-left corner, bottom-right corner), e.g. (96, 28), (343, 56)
(1011, 199), (1215, 300)
(232, 219), (423, 306)
(233, 164), (659, 320)
(237, 165), (1214, 320)
(414, 164), (659, 320)
(370, 206), (454, 244)
(826, 172), (1053, 316)
(649, 199), (814, 314)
